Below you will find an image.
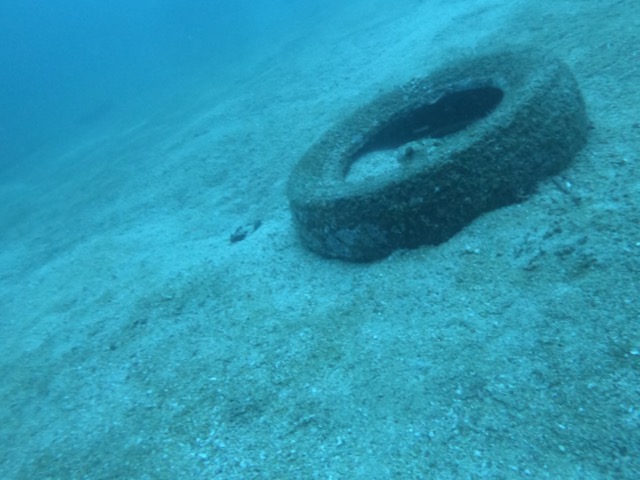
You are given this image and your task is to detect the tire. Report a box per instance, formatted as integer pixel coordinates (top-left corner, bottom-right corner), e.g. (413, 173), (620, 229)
(287, 49), (588, 262)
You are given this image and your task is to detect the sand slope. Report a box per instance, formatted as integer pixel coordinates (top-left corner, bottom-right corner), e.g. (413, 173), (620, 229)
(1, 0), (639, 478)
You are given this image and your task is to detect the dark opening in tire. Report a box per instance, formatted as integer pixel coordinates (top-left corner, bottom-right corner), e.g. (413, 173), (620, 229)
(359, 86), (504, 149)
(346, 87), (504, 183)
(287, 50), (588, 262)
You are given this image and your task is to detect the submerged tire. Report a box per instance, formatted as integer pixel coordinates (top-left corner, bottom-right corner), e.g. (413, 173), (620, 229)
(287, 50), (588, 262)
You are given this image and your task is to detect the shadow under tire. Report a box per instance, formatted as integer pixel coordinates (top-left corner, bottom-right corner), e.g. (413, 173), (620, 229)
(287, 49), (588, 262)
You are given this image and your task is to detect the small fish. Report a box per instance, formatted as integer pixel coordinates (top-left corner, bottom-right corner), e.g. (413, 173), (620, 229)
(229, 220), (262, 243)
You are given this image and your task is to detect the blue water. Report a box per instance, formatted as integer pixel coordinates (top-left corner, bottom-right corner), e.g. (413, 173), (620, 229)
(0, 0), (322, 172)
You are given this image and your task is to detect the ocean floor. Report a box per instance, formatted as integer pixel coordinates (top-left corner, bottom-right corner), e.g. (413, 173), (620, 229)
(1, 0), (639, 478)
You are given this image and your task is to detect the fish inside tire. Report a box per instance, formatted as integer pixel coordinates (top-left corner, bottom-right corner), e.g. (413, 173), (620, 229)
(286, 49), (588, 262)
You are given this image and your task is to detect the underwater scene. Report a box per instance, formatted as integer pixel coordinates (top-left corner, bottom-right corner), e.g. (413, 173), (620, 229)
(1, 0), (639, 478)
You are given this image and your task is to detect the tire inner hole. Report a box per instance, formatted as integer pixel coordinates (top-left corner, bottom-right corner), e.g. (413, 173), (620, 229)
(346, 86), (503, 183)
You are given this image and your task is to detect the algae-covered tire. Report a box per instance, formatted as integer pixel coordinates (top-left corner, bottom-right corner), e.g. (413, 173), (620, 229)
(287, 50), (588, 262)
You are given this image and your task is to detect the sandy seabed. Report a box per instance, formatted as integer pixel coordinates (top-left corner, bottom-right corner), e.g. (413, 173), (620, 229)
(1, 0), (639, 478)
